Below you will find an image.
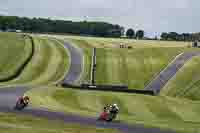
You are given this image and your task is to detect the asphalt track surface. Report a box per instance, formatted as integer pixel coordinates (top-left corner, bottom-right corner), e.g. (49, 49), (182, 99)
(0, 41), (180, 133)
(61, 42), (83, 84)
(145, 51), (200, 94)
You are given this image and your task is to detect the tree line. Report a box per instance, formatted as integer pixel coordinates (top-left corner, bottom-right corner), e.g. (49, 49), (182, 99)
(161, 32), (200, 42)
(0, 15), (124, 37)
(1, 15), (199, 41)
(125, 28), (200, 42)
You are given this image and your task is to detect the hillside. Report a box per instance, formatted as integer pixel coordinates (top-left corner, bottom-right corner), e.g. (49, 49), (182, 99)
(0, 36), (69, 86)
(0, 32), (32, 81)
(66, 35), (196, 89)
(27, 86), (200, 133)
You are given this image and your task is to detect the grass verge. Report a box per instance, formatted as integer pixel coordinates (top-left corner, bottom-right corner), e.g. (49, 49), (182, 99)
(0, 112), (119, 133)
(64, 36), (198, 89)
(161, 56), (200, 100)
(0, 32), (32, 81)
(27, 87), (200, 133)
(95, 47), (188, 88)
(1, 36), (69, 86)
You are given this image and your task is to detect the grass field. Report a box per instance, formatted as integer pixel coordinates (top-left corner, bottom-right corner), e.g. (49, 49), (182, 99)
(1, 33), (200, 133)
(0, 112), (119, 133)
(95, 47), (189, 88)
(0, 36), (69, 86)
(27, 87), (200, 133)
(65, 35), (191, 48)
(161, 56), (200, 100)
(0, 32), (32, 81)
(64, 35), (197, 89)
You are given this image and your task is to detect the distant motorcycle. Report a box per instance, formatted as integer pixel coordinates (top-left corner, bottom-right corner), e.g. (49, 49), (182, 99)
(14, 96), (30, 110)
(97, 105), (119, 122)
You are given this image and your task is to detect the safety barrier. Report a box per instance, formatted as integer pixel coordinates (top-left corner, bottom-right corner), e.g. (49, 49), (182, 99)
(62, 83), (155, 96)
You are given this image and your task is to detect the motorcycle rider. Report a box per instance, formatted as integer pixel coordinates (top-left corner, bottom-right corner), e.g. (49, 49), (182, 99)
(99, 103), (119, 121)
(109, 103), (119, 114)
(17, 95), (30, 105)
(99, 105), (110, 120)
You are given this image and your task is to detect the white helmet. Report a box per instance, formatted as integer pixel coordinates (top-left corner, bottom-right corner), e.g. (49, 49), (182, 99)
(113, 103), (118, 107)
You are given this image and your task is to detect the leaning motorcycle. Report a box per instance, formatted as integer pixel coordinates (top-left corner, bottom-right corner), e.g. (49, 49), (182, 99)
(97, 111), (118, 122)
(14, 99), (29, 110)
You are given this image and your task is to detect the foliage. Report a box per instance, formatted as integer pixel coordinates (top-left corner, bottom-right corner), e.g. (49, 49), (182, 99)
(0, 15), (124, 38)
(126, 28), (135, 38)
(136, 30), (144, 39)
(160, 32), (200, 41)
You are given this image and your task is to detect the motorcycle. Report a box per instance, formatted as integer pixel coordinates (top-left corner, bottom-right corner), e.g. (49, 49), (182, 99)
(98, 112), (117, 122)
(14, 97), (29, 110)
(97, 106), (118, 122)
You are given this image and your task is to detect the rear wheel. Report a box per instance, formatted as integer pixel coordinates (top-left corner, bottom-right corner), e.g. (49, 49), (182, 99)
(106, 113), (117, 122)
(98, 112), (109, 121)
(105, 114), (113, 122)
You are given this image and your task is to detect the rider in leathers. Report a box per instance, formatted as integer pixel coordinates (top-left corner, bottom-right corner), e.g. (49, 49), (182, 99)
(109, 103), (119, 114)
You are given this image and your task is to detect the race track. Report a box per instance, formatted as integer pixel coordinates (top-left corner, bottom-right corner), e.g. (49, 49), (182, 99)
(0, 40), (176, 133)
(62, 42), (83, 84)
(145, 51), (200, 94)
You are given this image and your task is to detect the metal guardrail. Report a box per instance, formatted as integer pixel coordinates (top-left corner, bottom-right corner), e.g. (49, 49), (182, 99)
(62, 83), (155, 96)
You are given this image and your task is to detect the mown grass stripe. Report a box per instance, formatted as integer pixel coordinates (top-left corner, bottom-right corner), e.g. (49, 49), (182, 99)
(161, 56), (200, 100)
(0, 36), (69, 86)
(27, 86), (200, 132)
(144, 96), (182, 121)
(0, 33), (33, 81)
(0, 112), (119, 133)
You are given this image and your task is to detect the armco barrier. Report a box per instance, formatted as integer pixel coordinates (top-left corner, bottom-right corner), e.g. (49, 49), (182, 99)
(81, 84), (128, 89)
(0, 34), (34, 82)
(62, 83), (155, 96)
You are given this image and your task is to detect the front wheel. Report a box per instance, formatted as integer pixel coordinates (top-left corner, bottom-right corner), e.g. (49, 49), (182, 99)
(14, 102), (27, 110)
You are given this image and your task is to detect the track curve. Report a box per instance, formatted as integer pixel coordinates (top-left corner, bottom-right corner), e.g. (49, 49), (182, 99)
(0, 40), (175, 133)
(62, 42), (83, 84)
(145, 51), (200, 94)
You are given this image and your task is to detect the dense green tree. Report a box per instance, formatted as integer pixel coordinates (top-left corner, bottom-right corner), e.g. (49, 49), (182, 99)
(168, 32), (179, 40)
(160, 32), (196, 41)
(0, 15), (124, 37)
(136, 30), (144, 39)
(126, 28), (135, 38)
(161, 32), (168, 40)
